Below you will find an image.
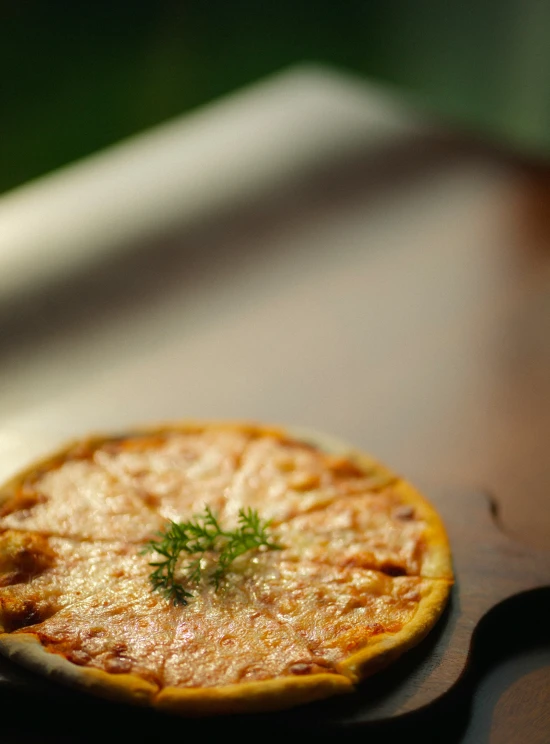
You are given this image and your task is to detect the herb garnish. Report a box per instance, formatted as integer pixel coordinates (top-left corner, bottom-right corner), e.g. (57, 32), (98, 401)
(142, 506), (280, 605)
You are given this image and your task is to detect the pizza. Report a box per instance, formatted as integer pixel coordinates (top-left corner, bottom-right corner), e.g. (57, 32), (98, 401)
(0, 421), (453, 716)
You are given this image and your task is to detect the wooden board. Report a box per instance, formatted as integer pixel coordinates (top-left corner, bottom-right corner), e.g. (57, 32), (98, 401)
(0, 486), (548, 736)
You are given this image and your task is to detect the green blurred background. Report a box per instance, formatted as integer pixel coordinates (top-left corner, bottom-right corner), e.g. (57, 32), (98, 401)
(2, 0), (550, 195)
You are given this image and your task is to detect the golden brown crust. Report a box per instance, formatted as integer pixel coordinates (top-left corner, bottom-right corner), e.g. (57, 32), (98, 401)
(337, 579), (452, 681)
(0, 419), (453, 715)
(155, 674), (353, 716)
(388, 481), (453, 580)
(0, 633), (159, 705)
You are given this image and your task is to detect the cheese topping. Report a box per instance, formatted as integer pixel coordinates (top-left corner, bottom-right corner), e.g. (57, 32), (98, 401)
(0, 424), (452, 700)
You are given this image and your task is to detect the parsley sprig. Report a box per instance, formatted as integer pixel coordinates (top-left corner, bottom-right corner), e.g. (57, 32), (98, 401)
(142, 506), (280, 605)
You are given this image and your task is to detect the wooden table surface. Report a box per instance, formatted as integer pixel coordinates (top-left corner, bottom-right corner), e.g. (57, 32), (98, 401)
(0, 71), (549, 743)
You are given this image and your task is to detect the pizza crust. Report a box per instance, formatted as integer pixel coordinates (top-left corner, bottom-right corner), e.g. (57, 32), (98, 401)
(0, 633), (159, 705)
(337, 578), (451, 681)
(156, 674), (353, 716)
(388, 481), (453, 580)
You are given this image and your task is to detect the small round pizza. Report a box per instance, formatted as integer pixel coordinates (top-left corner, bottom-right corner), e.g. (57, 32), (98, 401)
(0, 421), (453, 716)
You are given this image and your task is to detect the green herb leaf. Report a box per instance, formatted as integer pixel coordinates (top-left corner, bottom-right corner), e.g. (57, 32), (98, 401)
(141, 506), (280, 605)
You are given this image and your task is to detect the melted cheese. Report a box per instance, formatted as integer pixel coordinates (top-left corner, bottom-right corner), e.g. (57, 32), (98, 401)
(0, 539), (149, 632)
(0, 424), (451, 697)
(25, 578), (179, 687)
(223, 436), (392, 525)
(0, 460), (164, 541)
(163, 582), (334, 688)
(274, 491), (426, 575)
(234, 556), (423, 665)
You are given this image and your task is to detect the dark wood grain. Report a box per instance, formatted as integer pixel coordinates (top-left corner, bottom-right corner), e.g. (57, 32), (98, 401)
(491, 666), (550, 744)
